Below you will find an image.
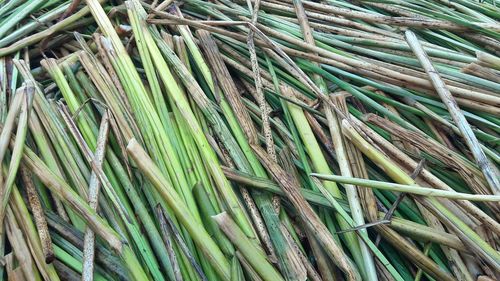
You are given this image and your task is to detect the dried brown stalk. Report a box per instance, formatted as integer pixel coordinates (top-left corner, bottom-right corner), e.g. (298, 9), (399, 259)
(20, 166), (55, 263)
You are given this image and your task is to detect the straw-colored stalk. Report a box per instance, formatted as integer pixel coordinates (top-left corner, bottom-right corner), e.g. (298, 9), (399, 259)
(0, 89), (23, 197)
(0, 0), (107, 57)
(281, 85), (365, 272)
(312, 174), (500, 202)
(10, 184), (61, 281)
(126, 0), (255, 238)
(82, 111), (110, 281)
(11, 133), (148, 279)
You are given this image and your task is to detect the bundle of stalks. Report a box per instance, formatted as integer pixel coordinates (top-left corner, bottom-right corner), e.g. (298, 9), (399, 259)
(0, 0), (499, 280)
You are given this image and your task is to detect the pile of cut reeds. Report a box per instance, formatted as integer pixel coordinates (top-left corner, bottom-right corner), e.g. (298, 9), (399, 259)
(0, 0), (499, 280)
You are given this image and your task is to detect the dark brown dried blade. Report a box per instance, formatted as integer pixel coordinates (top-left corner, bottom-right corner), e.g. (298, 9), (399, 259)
(20, 166), (55, 263)
(196, 30), (258, 145)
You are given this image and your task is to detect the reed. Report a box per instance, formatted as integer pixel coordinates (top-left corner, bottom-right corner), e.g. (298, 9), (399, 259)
(0, 0), (498, 280)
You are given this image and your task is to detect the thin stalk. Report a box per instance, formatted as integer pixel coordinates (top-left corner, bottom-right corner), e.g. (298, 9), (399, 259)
(310, 177), (405, 281)
(14, 59), (81, 227)
(290, 0), (375, 276)
(0, 0), (104, 56)
(327, 100), (377, 280)
(0, 90), (23, 192)
(156, 206), (183, 281)
(311, 174), (500, 202)
(197, 29), (305, 280)
(156, 206), (208, 281)
(82, 112), (110, 281)
(58, 104), (166, 281)
(5, 206), (41, 281)
(0, 0), (45, 38)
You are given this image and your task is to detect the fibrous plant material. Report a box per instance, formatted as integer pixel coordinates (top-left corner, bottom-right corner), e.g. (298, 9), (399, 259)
(0, 0), (498, 280)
